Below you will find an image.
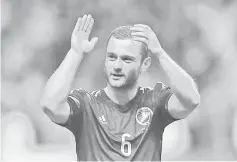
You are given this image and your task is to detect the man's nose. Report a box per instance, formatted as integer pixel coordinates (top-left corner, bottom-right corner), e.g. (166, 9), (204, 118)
(113, 59), (123, 72)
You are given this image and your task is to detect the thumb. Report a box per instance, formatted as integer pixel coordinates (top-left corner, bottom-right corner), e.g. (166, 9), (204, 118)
(90, 37), (98, 47)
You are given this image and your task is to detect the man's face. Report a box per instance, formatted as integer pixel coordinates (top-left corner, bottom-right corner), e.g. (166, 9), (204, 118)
(104, 37), (143, 89)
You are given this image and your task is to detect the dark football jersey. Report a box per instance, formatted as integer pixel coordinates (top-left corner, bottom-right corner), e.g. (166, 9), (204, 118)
(54, 82), (179, 161)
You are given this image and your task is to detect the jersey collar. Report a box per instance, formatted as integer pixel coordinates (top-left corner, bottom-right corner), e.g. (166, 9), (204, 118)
(101, 87), (141, 113)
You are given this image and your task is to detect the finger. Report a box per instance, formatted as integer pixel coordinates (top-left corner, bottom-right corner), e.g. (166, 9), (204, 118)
(86, 18), (94, 36)
(131, 32), (147, 39)
(90, 37), (98, 47)
(130, 26), (145, 32)
(134, 24), (151, 30)
(79, 14), (87, 30)
(83, 14), (92, 31)
(73, 17), (81, 32)
(133, 37), (148, 45)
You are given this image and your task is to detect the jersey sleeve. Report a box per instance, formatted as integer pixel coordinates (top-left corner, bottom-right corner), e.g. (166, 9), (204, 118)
(154, 82), (179, 128)
(55, 89), (86, 135)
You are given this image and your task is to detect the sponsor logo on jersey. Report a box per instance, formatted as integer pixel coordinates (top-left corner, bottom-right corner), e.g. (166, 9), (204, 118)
(98, 115), (107, 124)
(136, 107), (153, 126)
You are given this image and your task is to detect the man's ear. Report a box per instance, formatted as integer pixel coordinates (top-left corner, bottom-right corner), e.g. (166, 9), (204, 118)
(140, 57), (151, 73)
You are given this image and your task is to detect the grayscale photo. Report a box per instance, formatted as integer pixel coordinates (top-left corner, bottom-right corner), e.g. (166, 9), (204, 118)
(1, 0), (237, 161)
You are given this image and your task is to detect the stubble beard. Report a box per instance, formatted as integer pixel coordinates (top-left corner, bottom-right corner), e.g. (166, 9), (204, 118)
(104, 69), (140, 90)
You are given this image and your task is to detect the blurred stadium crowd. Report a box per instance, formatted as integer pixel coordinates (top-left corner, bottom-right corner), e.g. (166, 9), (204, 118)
(1, 0), (237, 161)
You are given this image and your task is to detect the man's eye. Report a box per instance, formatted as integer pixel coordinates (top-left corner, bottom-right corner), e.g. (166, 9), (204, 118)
(124, 59), (132, 63)
(109, 55), (115, 59)
(108, 56), (116, 60)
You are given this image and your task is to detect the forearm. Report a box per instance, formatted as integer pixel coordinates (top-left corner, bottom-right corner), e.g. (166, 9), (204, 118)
(156, 49), (200, 109)
(41, 49), (84, 109)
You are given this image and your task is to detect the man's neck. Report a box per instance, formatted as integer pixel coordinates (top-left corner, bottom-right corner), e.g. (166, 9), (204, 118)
(104, 84), (139, 105)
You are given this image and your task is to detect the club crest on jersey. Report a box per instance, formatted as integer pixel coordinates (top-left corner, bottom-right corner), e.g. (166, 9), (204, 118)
(98, 115), (107, 124)
(136, 107), (153, 126)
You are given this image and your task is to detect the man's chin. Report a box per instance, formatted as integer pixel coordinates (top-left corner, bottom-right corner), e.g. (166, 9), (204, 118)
(109, 83), (125, 88)
(108, 80), (126, 88)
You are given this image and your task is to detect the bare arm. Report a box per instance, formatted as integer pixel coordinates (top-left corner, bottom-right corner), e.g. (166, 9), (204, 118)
(131, 24), (200, 119)
(40, 14), (98, 124)
(155, 49), (200, 119)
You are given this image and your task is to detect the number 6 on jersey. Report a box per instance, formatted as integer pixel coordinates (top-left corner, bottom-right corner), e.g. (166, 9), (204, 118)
(121, 133), (132, 156)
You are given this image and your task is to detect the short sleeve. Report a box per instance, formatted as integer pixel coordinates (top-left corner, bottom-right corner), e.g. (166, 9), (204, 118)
(56, 89), (86, 135)
(154, 82), (179, 128)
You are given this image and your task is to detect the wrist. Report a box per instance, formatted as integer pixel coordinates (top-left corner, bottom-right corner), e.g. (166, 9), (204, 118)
(68, 48), (84, 58)
(69, 48), (84, 56)
(153, 48), (166, 58)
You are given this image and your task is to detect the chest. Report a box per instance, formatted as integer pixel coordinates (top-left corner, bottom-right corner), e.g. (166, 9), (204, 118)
(91, 100), (156, 139)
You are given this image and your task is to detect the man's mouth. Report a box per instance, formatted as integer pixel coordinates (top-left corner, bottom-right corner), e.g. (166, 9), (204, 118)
(111, 74), (124, 79)
(111, 74), (124, 77)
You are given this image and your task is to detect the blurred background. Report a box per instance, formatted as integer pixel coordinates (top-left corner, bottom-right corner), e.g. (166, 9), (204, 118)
(1, 0), (237, 161)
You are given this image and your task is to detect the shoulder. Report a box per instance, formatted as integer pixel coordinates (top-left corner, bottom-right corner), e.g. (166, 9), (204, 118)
(140, 82), (169, 94)
(69, 88), (101, 103)
(69, 88), (91, 99)
(90, 89), (103, 97)
(154, 82), (170, 92)
(71, 88), (105, 101)
(68, 88), (105, 115)
(138, 82), (171, 105)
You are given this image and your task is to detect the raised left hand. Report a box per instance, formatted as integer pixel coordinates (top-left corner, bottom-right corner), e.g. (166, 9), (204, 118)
(131, 24), (163, 56)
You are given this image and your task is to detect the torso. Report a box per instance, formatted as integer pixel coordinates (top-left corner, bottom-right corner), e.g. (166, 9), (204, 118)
(75, 86), (166, 161)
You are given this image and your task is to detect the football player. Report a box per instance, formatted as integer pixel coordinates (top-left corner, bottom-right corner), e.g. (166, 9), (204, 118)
(40, 14), (200, 161)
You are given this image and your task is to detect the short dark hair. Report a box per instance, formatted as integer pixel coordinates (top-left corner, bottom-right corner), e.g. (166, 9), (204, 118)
(107, 25), (148, 62)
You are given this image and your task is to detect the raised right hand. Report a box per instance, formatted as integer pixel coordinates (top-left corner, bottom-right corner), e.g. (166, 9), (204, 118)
(71, 14), (98, 54)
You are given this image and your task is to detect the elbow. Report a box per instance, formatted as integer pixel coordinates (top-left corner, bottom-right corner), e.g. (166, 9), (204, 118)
(40, 100), (50, 115)
(40, 99), (58, 121)
(190, 93), (200, 109)
(191, 100), (199, 110)
(40, 96), (48, 109)
(40, 97), (55, 115)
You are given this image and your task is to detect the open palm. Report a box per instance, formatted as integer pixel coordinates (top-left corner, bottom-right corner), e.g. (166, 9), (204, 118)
(71, 14), (98, 54)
